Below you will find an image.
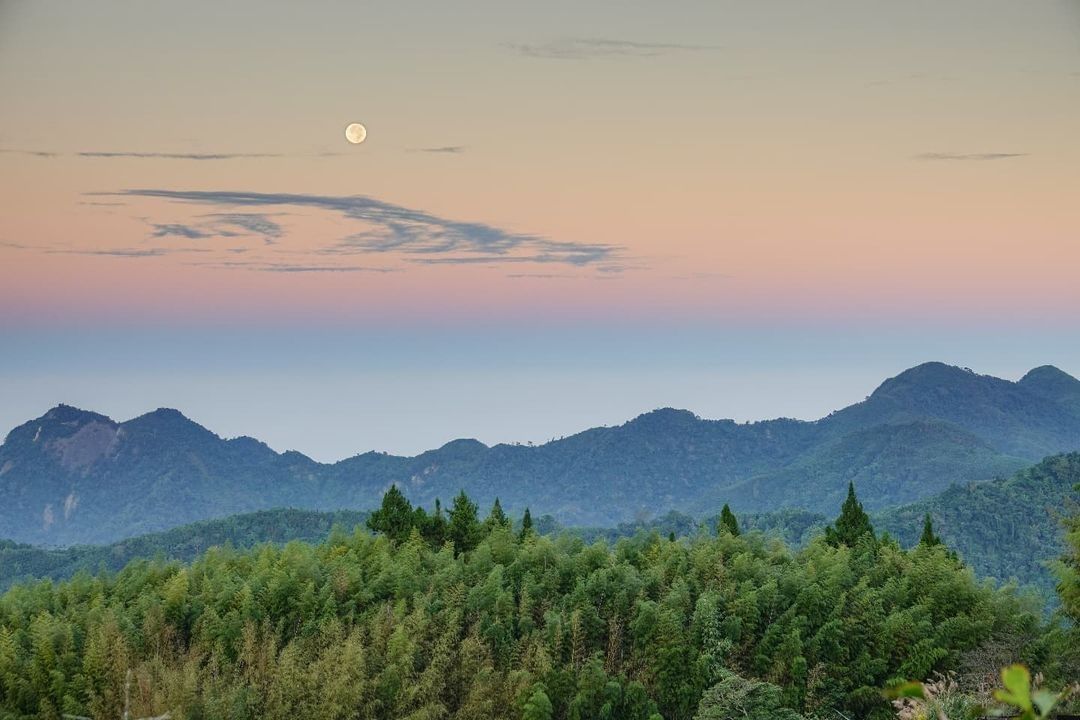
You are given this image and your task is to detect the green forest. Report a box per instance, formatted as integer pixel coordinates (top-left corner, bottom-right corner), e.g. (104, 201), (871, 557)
(1, 482), (1077, 720)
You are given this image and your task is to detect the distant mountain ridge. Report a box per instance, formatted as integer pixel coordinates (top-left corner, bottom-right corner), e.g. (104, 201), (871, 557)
(3, 454), (1075, 599)
(2, 362), (1079, 545)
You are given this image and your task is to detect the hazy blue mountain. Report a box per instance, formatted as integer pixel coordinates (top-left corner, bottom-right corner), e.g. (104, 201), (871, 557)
(718, 419), (1029, 513)
(5, 455), (1074, 600)
(2, 362), (1079, 544)
(821, 362), (1080, 458)
(1019, 364), (1080, 417)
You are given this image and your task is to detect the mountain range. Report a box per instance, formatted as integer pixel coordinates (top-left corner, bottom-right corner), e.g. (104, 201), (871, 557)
(2, 361), (1080, 546)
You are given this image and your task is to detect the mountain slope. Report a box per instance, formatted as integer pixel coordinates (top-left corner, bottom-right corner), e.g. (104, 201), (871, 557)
(718, 419), (1029, 513)
(877, 452), (1080, 596)
(2, 362), (1078, 544)
(1019, 364), (1080, 417)
(2, 454), (1075, 600)
(821, 362), (1080, 458)
(0, 508), (368, 592)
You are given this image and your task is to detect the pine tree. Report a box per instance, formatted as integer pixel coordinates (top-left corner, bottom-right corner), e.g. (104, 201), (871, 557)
(824, 482), (875, 547)
(422, 497), (448, 547)
(519, 507), (534, 541)
(719, 504), (740, 536)
(448, 490), (482, 554)
(485, 497), (510, 531)
(919, 513), (942, 547)
(366, 485), (415, 543)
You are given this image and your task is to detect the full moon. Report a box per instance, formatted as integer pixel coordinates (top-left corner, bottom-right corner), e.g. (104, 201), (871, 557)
(345, 123), (367, 144)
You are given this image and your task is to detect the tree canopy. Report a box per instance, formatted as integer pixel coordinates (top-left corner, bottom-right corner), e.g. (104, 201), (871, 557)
(1, 487), (1067, 720)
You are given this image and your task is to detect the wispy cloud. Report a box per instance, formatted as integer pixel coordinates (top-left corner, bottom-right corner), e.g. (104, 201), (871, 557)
(913, 152), (1027, 161)
(507, 272), (577, 279)
(508, 37), (720, 60)
(1, 238), (219, 259)
(0, 148), (59, 158)
(411, 146), (467, 154)
(111, 189), (624, 270)
(46, 247), (212, 258)
(190, 260), (397, 273)
(78, 151), (283, 160)
(145, 214), (284, 244)
(202, 213), (284, 243)
(2, 148), (332, 161)
(151, 223), (213, 239)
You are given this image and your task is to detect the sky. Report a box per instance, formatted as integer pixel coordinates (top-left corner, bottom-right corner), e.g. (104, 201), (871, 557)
(2, 1), (1079, 459)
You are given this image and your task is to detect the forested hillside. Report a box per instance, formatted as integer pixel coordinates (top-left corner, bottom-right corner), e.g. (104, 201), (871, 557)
(0, 509), (367, 592)
(3, 454), (1077, 604)
(877, 453), (1080, 595)
(3, 363), (1079, 545)
(2, 489), (1075, 720)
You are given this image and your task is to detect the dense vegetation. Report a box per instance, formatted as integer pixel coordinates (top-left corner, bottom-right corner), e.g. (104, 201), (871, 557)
(3, 454), (1076, 606)
(1, 487), (1075, 720)
(0, 509), (368, 593)
(878, 453), (1080, 597)
(4, 362), (1079, 545)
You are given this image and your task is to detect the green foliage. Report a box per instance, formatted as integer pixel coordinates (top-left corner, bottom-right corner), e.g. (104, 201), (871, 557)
(522, 685), (553, 720)
(824, 482), (875, 547)
(919, 513), (942, 548)
(694, 669), (804, 720)
(888, 665), (1066, 720)
(718, 505), (740, 536)
(1054, 482), (1080, 624)
(449, 490), (482, 554)
(879, 453), (1080, 598)
(520, 508), (534, 541)
(0, 503), (1047, 720)
(992, 665), (1061, 720)
(0, 508), (368, 593)
(485, 497), (510, 531)
(366, 485), (415, 543)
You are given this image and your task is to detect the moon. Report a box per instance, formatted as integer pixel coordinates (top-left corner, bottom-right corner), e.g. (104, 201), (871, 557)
(345, 123), (367, 144)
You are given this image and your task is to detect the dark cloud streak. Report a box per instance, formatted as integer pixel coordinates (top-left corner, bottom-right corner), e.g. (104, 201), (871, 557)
(913, 152), (1027, 161)
(79, 151), (282, 160)
(111, 189), (624, 270)
(508, 37), (720, 60)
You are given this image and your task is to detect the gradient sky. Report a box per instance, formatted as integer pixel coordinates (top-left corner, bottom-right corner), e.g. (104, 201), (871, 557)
(2, 1), (1079, 459)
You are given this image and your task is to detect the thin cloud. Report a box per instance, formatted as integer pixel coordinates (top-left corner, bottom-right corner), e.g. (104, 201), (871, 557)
(47, 247), (212, 258)
(202, 213), (284, 243)
(190, 260), (397, 273)
(412, 146), (467, 154)
(913, 152), (1027, 161)
(151, 223), (213, 239)
(78, 151), (282, 160)
(3, 148), (339, 161)
(0, 148), (58, 158)
(508, 37), (720, 60)
(110, 189), (625, 270)
(146, 214), (284, 244)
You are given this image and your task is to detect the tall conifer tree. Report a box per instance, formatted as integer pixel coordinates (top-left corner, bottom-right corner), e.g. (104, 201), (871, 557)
(825, 482), (875, 547)
(719, 504), (740, 536)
